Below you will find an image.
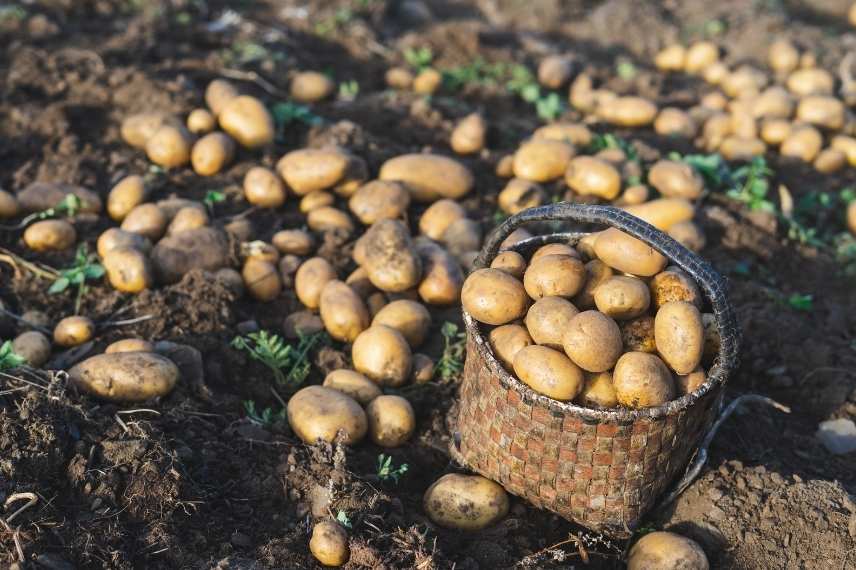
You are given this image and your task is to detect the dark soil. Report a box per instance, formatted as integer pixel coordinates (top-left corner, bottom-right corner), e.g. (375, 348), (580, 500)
(2, 1), (856, 569)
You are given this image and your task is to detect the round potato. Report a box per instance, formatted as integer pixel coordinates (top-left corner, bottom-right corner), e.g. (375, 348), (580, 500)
(121, 203), (168, 241)
(684, 41), (718, 73)
(647, 160), (703, 200)
(419, 199), (466, 240)
(565, 156), (621, 200)
(12, 331), (51, 368)
(814, 148), (846, 174)
(191, 132), (235, 176)
(525, 296), (579, 350)
(781, 125), (823, 162)
(760, 118), (792, 145)
(627, 531), (709, 570)
(186, 108), (216, 134)
(361, 220), (422, 293)
(488, 324), (533, 370)
(291, 71), (335, 103)
(461, 268), (529, 326)
(272, 229), (313, 256)
(613, 352), (674, 408)
(650, 268), (702, 309)
(348, 180), (410, 225)
(621, 315), (656, 353)
(371, 300), (431, 348)
(54, 316), (95, 347)
(655, 44), (686, 71)
(385, 66), (414, 89)
(450, 112), (487, 155)
(167, 206), (208, 236)
(654, 108), (696, 138)
(513, 344), (584, 401)
(310, 520), (349, 567)
(295, 257), (337, 310)
(495, 154), (514, 177)
(0, 189), (19, 219)
(413, 68), (442, 94)
(242, 258), (282, 302)
(103, 247), (153, 293)
(490, 250), (526, 279)
(498, 178), (546, 215)
(287, 385), (367, 445)
(423, 474), (509, 531)
(366, 395), (415, 447)
(352, 325), (412, 387)
(145, 124), (192, 169)
(319, 280), (370, 342)
(69, 352), (179, 402)
(120, 112), (167, 149)
(379, 154), (474, 202)
(23, 220), (76, 252)
(655, 301), (704, 374)
(538, 54), (574, 88)
(243, 166), (286, 208)
(105, 338), (154, 354)
(573, 259), (614, 310)
(107, 175), (148, 222)
(323, 369), (382, 405)
(593, 276), (650, 320)
(512, 139), (575, 183)
(769, 40), (799, 74)
(523, 254), (586, 300)
(578, 371), (618, 408)
(562, 311), (622, 373)
(593, 229), (667, 277)
(218, 95), (274, 148)
(205, 79), (239, 116)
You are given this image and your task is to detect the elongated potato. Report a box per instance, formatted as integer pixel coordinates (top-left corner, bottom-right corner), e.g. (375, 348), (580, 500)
(69, 352), (179, 402)
(323, 369), (382, 405)
(277, 148), (354, 196)
(562, 311), (622, 372)
(513, 345), (584, 401)
(103, 247), (153, 293)
(151, 227), (230, 284)
(419, 199), (466, 240)
(450, 112), (486, 155)
(379, 154), (474, 202)
(291, 71), (335, 103)
(219, 95), (274, 148)
(613, 352), (674, 408)
(352, 325), (412, 387)
(205, 79), (239, 116)
(523, 254), (586, 300)
(461, 268), (529, 325)
(513, 139), (574, 182)
(295, 257), (337, 310)
(366, 395), (415, 447)
(415, 240), (464, 305)
(307, 206), (354, 235)
(107, 175), (148, 222)
(272, 229), (313, 256)
(349, 180), (410, 225)
(371, 299), (431, 348)
(525, 296), (579, 350)
(647, 160), (703, 200)
(423, 474), (509, 531)
(191, 132), (235, 176)
(319, 280), (370, 342)
(24, 220), (76, 252)
(243, 166), (287, 208)
(121, 112), (167, 148)
(145, 124), (192, 169)
(121, 203), (168, 241)
(488, 324), (533, 370)
(287, 385), (367, 445)
(593, 229), (667, 277)
(654, 301), (704, 374)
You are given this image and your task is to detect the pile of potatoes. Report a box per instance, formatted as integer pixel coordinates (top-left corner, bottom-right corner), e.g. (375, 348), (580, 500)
(463, 229), (720, 409)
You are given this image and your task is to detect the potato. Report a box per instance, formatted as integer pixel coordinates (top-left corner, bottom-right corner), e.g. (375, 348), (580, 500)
(12, 331), (51, 367)
(0, 189), (19, 219)
(107, 175), (148, 222)
(424, 473), (508, 531)
(121, 203), (168, 241)
(578, 371), (618, 408)
(205, 79), (239, 116)
(617, 185), (649, 206)
(684, 41), (718, 74)
(523, 254), (586, 300)
(23, 220), (76, 252)
(572, 259), (614, 310)
(151, 227), (230, 284)
(287, 385), (367, 445)
(650, 268), (702, 309)
(627, 531), (709, 570)
(361, 220), (422, 293)
(121, 112), (167, 148)
(851, 2), (856, 27)
(352, 325), (412, 387)
(293, 257), (336, 309)
(814, 148), (846, 174)
(186, 108), (216, 134)
(533, 122), (592, 146)
(416, 239), (464, 305)
(593, 229), (667, 277)
(307, 207), (354, 235)
(612, 352), (674, 408)
(565, 156), (621, 200)
(796, 95), (845, 130)
(594, 276), (651, 320)
(654, 108), (696, 138)
(167, 206), (209, 236)
(461, 268), (529, 325)
(290, 71), (334, 102)
(700, 313), (721, 365)
(498, 178), (546, 215)
(600, 96), (658, 127)
(538, 54), (573, 88)
(17, 182), (102, 216)
(103, 247), (153, 293)
(319, 281), (370, 342)
(495, 154), (515, 178)
(750, 86), (794, 119)
(562, 311), (622, 372)
(343, 266), (374, 298)
(323, 369), (382, 405)
(523, 296), (579, 350)
(781, 125), (823, 162)
(69, 352), (179, 402)
(272, 229), (313, 256)
(241, 166), (286, 209)
(309, 520), (349, 567)
(145, 124), (192, 169)
(218, 95), (274, 148)
(371, 300), (431, 348)
(156, 197), (205, 220)
(191, 132), (235, 176)
(760, 118), (792, 145)
(95, 229), (148, 259)
(19, 310), (51, 332)
(647, 160), (703, 200)
(512, 139), (575, 183)
(722, 65), (767, 98)
(701, 113), (731, 150)
(719, 136), (766, 161)
(366, 395), (415, 447)
(832, 135), (856, 167)
(332, 156), (369, 198)
(485, 325), (530, 370)
(105, 338), (154, 354)
(366, 292), (387, 317)
(655, 301), (704, 374)
(300, 191), (334, 214)
(277, 148), (354, 196)
(349, 180), (410, 225)
(769, 40), (799, 74)
(513, 345), (583, 401)
(451, 113), (486, 155)
(655, 44), (686, 71)
(242, 258), (282, 302)
(490, 251), (526, 279)
(385, 66), (414, 89)
(786, 68), (834, 96)
(621, 315), (656, 353)
(569, 73), (595, 113)
(700, 92), (728, 111)
(531, 244), (578, 263)
(379, 154), (474, 202)
(411, 353), (435, 383)
(417, 201), (464, 242)
(413, 68), (442, 94)
(676, 366), (706, 397)
(500, 227), (533, 250)
(224, 216), (254, 243)
(442, 218), (482, 259)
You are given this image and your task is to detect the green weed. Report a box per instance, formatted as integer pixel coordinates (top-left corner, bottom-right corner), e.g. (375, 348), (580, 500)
(49, 244), (105, 314)
(231, 330), (328, 388)
(404, 46), (433, 71)
(0, 341), (26, 371)
(243, 400), (286, 426)
(436, 322), (466, 381)
(376, 454), (409, 484)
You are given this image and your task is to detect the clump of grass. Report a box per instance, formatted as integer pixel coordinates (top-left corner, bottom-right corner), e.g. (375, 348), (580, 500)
(436, 322), (466, 381)
(231, 330), (329, 388)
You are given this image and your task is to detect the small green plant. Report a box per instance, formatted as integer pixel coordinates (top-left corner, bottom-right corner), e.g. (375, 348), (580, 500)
(203, 190), (226, 214)
(339, 80), (360, 100)
(0, 341), (26, 371)
(403, 46), (433, 71)
(271, 102), (323, 140)
(506, 65), (565, 121)
(3, 194), (83, 230)
(725, 157), (775, 212)
(222, 41), (278, 66)
(336, 510), (352, 528)
(231, 330), (328, 388)
(442, 58), (513, 90)
(49, 244), (105, 313)
(376, 454), (409, 484)
(436, 322), (466, 381)
(786, 293), (813, 311)
(589, 133), (639, 163)
(674, 152), (732, 189)
(615, 60), (638, 80)
(314, 7), (353, 36)
(243, 400), (286, 426)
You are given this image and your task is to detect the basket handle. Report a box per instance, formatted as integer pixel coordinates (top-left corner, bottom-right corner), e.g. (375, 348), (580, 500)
(474, 203), (740, 379)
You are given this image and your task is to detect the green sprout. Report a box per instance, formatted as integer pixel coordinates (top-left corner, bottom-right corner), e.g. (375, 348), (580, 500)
(787, 293), (813, 311)
(436, 322), (466, 381)
(0, 341), (26, 371)
(376, 454), (409, 484)
(336, 510), (352, 529)
(243, 400), (286, 426)
(3, 194), (83, 230)
(203, 190), (226, 214)
(49, 244), (105, 314)
(339, 80), (360, 100)
(505, 65), (566, 121)
(403, 46), (433, 71)
(726, 157), (775, 212)
(231, 330), (328, 388)
(271, 102), (323, 141)
(615, 60), (638, 80)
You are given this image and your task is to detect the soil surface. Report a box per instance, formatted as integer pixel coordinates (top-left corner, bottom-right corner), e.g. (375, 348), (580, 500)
(2, 1), (856, 569)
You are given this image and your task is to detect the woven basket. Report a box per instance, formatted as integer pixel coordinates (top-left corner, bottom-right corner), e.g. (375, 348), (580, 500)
(454, 203), (740, 538)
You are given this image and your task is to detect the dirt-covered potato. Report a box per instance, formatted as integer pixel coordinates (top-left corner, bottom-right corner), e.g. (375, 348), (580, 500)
(654, 108), (696, 138)
(205, 79), (239, 116)
(69, 352), (179, 402)
(490, 251), (527, 279)
(411, 353), (435, 383)
(186, 108), (216, 134)
(525, 296), (579, 350)
(103, 247), (153, 293)
(600, 96), (658, 127)
(523, 254), (586, 300)
(361, 220), (422, 293)
(145, 124), (192, 169)
(352, 325), (412, 387)
(191, 132), (235, 176)
(295, 257), (337, 310)
(647, 160), (703, 200)
(17, 182), (100, 214)
(578, 371), (618, 408)
(500, 228), (533, 250)
(121, 203), (167, 241)
(307, 206), (355, 235)
(419, 199), (466, 240)
(512, 139), (575, 183)
(218, 95), (274, 148)
(319, 281), (370, 342)
(242, 258), (282, 302)
(498, 178), (546, 215)
(366, 395), (416, 447)
(416, 239), (464, 305)
(242, 166), (287, 208)
(151, 227), (230, 284)
(572, 259), (614, 310)
(537, 54), (573, 88)
(12, 331), (51, 367)
(513, 345), (584, 401)
(107, 175), (148, 222)
(565, 156), (621, 200)
(627, 531), (709, 570)
(796, 95), (845, 130)
(461, 268), (529, 325)
(0, 189), (19, 219)
(96, 229), (150, 259)
(655, 301), (704, 374)
(371, 300), (431, 348)
(379, 154), (474, 202)
(385, 66), (414, 89)
(621, 315), (656, 353)
(277, 148), (354, 196)
(780, 125), (823, 162)
(594, 276), (651, 320)
(612, 352), (674, 408)
(423, 474), (509, 531)
(413, 68), (442, 94)
(786, 68), (834, 96)
(349, 180), (411, 225)
(562, 311), (623, 372)
(105, 338), (154, 354)
(310, 520), (350, 567)
(272, 229), (313, 256)
(323, 369), (382, 405)
(287, 385), (367, 445)
(593, 229), (667, 277)
(23, 219), (76, 252)
(442, 218), (482, 260)
(650, 268), (702, 309)
(450, 113), (487, 155)
(290, 71), (335, 103)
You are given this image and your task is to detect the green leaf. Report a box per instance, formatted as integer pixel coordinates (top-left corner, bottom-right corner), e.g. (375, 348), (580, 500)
(787, 293), (813, 311)
(0, 340), (27, 370)
(49, 277), (70, 294)
(84, 264), (105, 279)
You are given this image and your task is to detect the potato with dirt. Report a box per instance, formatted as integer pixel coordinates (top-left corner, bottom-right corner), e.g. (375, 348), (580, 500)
(310, 520), (350, 567)
(218, 95), (274, 148)
(322, 369), (382, 405)
(286, 385), (367, 445)
(513, 344), (584, 401)
(379, 154), (474, 202)
(121, 112), (168, 149)
(103, 247), (153, 293)
(498, 178), (546, 214)
(490, 250), (527, 279)
(523, 254), (586, 300)
(12, 331), (51, 367)
(650, 268), (702, 309)
(150, 227), (230, 284)
(97, 228), (152, 258)
(621, 315), (657, 353)
(423, 474), (509, 531)
(295, 257), (337, 310)
(121, 203), (168, 241)
(69, 351), (179, 402)
(366, 395), (416, 447)
(166, 206), (209, 236)
(105, 338), (154, 354)
(351, 325), (412, 387)
(349, 180), (411, 224)
(371, 299), (431, 348)
(647, 160), (704, 200)
(525, 296), (579, 350)
(291, 71), (335, 102)
(319, 280), (370, 342)
(461, 268), (529, 325)
(145, 124), (192, 168)
(627, 531), (709, 570)
(562, 310), (623, 373)
(360, 219), (422, 293)
(242, 258), (282, 302)
(23, 219), (76, 252)
(594, 276), (651, 320)
(613, 352), (675, 408)
(578, 371), (618, 408)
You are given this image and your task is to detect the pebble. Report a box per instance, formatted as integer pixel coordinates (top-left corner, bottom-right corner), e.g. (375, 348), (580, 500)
(816, 418), (856, 454)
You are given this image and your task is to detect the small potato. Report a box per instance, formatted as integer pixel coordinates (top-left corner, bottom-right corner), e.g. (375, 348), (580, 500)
(594, 276), (650, 320)
(103, 247), (153, 293)
(593, 228), (667, 277)
(786, 68), (834, 96)
(419, 199), (466, 240)
(379, 154), (474, 202)
(569, 73), (595, 113)
(621, 316), (656, 353)
(617, 184), (649, 206)
(495, 154), (515, 177)
(277, 148), (355, 196)
(218, 95), (275, 148)
(512, 139), (575, 183)
(287, 385), (367, 445)
(769, 40), (799, 74)
(796, 95), (845, 130)
(722, 65), (768, 98)
(442, 218), (482, 260)
(411, 353), (434, 383)
(500, 228), (533, 250)
(627, 531), (709, 570)
(23, 220), (76, 252)
(96, 228), (151, 258)
(69, 352), (179, 402)
(450, 113), (486, 155)
(361, 220), (422, 293)
(613, 352), (674, 408)
(565, 156), (621, 200)
(0, 189), (19, 219)
(523, 254), (586, 300)
(538, 54), (574, 88)
(191, 132), (235, 176)
(750, 86), (794, 119)
(650, 268), (702, 309)
(323, 369), (382, 405)
(525, 296), (579, 350)
(186, 108), (216, 134)
(205, 79), (239, 116)
(385, 66), (414, 89)
(413, 68), (442, 94)
(345, 266), (375, 298)
(145, 124), (192, 169)
(461, 268), (529, 325)
(488, 324), (533, 370)
(295, 257), (337, 309)
(290, 71), (335, 103)
(310, 521), (350, 567)
(372, 300), (431, 348)
(242, 258), (282, 302)
(349, 180), (411, 225)
(150, 227), (230, 284)
(647, 160), (703, 200)
(814, 148), (846, 174)
(121, 203), (168, 241)
(167, 206), (208, 236)
(676, 366), (706, 396)
(533, 122), (592, 147)
(307, 206), (354, 235)
(832, 135), (856, 167)
(284, 310), (324, 339)
(781, 125), (823, 162)
(578, 371), (618, 408)
(654, 301), (704, 374)
(215, 267), (245, 297)
(366, 395), (416, 447)
(599, 96), (658, 127)
(20, 310), (52, 331)
(562, 311), (623, 373)
(121, 112), (167, 148)
(513, 345), (584, 401)
(655, 44), (686, 72)
(719, 136), (766, 161)
(490, 251), (527, 279)
(760, 118), (792, 145)
(423, 474), (509, 531)
(498, 178), (546, 215)
(668, 221), (706, 252)
(573, 259), (614, 310)
(576, 232), (600, 258)
(105, 338), (154, 354)
(107, 175), (148, 222)
(684, 41), (718, 74)
(243, 166), (287, 208)
(320, 280), (370, 342)
(654, 108), (696, 138)
(272, 229), (313, 256)
(12, 331), (51, 367)
(300, 191), (334, 213)
(352, 325), (412, 387)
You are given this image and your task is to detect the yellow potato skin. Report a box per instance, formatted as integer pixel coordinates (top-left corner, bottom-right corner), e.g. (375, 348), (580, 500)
(627, 531), (709, 570)
(613, 352), (674, 409)
(323, 369), (382, 405)
(310, 521), (350, 567)
(242, 258), (282, 302)
(218, 95), (274, 148)
(573, 259), (614, 310)
(243, 166), (287, 208)
(287, 386), (367, 445)
(513, 345), (584, 401)
(24, 220), (77, 252)
(593, 229), (667, 277)
(361, 220), (422, 293)
(366, 395), (416, 447)
(654, 301), (704, 374)
(379, 154), (474, 202)
(423, 474), (509, 531)
(419, 199), (466, 240)
(490, 251), (527, 279)
(489, 324), (533, 370)
(54, 316), (95, 347)
(371, 299), (431, 348)
(522, 254), (586, 300)
(295, 257), (337, 310)
(107, 175), (148, 222)
(525, 296), (579, 350)
(578, 371), (618, 408)
(351, 325), (413, 387)
(620, 316), (657, 353)
(512, 139), (575, 182)
(562, 311), (623, 373)
(69, 352), (179, 402)
(319, 280), (370, 343)
(461, 268), (529, 326)
(565, 156), (621, 200)
(593, 276), (651, 320)
(105, 338), (154, 354)
(103, 247), (153, 293)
